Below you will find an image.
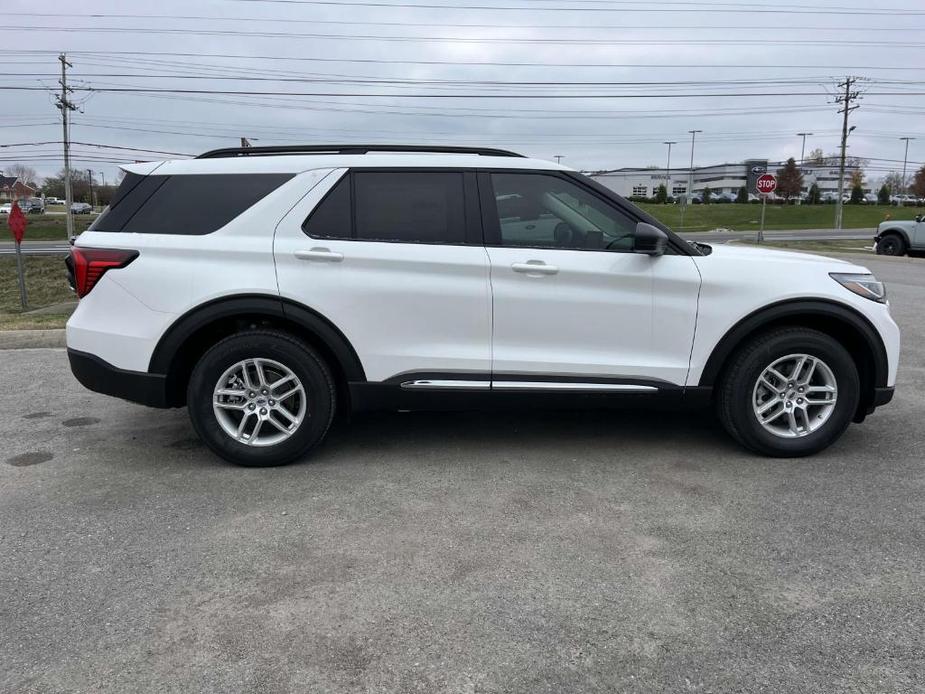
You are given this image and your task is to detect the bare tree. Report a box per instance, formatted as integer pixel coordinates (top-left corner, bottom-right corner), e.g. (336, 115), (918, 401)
(4, 164), (38, 188)
(881, 172), (905, 195)
(911, 165), (925, 199)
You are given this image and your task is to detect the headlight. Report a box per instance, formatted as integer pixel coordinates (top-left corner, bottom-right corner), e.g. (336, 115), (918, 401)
(830, 272), (887, 303)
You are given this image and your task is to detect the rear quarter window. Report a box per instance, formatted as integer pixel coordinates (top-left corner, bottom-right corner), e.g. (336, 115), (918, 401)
(90, 173), (293, 235)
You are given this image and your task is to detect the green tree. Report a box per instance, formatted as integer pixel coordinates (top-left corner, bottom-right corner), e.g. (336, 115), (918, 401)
(775, 157), (804, 201)
(850, 184), (864, 204)
(736, 186), (748, 203)
(701, 186), (711, 204)
(878, 184), (891, 205)
(654, 184), (668, 204)
(807, 183), (821, 204)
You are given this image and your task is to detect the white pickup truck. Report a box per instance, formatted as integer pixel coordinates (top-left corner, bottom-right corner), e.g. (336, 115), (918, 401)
(875, 214), (925, 256)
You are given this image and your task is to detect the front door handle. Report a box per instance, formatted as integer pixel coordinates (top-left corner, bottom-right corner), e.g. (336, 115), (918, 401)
(295, 248), (344, 262)
(511, 261), (559, 276)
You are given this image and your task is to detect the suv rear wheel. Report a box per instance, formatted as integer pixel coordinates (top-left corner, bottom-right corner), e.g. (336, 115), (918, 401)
(187, 330), (335, 466)
(716, 327), (860, 457)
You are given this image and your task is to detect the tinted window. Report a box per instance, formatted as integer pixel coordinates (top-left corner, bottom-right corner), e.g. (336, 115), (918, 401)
(302, 173), (351, 239)
(354, 172), (465, 244)
(489, 173), (637, 251)
(91, 173), (293, 235)
(88, 173), (167, 232)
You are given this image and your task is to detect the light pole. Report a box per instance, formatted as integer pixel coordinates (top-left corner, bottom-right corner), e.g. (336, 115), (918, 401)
(797, 132), (813, 166)
(663, 141), (676, 201)
(554, 155), (563, 164)
(900, 137), (915, 198)
(679, 130), (701, 228)
(87, 169), (95, 210)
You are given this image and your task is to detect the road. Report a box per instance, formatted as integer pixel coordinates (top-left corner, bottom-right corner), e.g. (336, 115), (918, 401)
(0, 227), (879, 256)
(1, 255), (923, 693)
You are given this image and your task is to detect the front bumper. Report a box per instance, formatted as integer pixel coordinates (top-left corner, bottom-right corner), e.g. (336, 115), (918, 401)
(68, 348), (170, 408)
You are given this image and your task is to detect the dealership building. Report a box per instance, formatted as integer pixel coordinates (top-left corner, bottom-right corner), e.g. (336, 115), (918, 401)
(589, 159), (866, 200)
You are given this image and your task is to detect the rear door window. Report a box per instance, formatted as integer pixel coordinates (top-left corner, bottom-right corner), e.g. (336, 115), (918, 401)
(302, 171), (466, 244)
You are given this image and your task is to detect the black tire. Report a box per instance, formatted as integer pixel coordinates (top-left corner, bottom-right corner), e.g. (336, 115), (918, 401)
(716, 327), (860, 457)
(187, 329), (336, 467)
(876, 233), (906, 256)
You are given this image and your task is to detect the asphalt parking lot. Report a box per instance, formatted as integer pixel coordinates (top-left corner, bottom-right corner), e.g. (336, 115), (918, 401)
(1, 254), (923, 693)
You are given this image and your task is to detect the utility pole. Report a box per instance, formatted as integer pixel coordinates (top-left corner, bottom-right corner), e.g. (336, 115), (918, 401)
(679, 130), (701, 229)
(663, 141), (676, 199)
(796, 132), (813, 166)
(87, 169), (95, 210)
(834, 77), (860, 230)
(900, 137), (914, 198)
(554, 155), (563, 164)
(56, 53), (78, 241)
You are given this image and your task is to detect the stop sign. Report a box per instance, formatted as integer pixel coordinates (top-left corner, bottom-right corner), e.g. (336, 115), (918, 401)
(7, 201), (27, 244)
(756, 173), (777, 195)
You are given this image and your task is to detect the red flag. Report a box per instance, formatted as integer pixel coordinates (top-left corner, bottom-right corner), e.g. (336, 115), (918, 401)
(8, 201), (27, 244)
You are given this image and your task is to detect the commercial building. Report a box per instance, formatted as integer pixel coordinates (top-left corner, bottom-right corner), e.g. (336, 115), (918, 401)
(590, 159), (866, 200)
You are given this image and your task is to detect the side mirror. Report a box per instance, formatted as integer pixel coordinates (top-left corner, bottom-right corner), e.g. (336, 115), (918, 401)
(634, 222), (668, 256)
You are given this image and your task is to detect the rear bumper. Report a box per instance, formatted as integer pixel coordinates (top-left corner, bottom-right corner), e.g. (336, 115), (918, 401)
(67, 348), (170, 408)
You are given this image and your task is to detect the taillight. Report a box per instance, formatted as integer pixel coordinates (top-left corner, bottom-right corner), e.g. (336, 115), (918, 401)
(67, 247), (139, 298)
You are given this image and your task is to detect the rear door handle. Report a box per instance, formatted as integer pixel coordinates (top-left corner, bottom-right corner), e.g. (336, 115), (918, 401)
(295, 248), (344, 262)
(511, 261), (559, 275)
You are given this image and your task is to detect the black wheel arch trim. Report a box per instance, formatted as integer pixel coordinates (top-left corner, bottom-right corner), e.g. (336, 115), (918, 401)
(148, 293), (366, 382)
(698, 298), (889, 389)
(875, 228), (910, 249)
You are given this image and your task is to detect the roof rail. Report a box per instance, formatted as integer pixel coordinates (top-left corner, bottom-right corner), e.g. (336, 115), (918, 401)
(196, 144), (525, 159)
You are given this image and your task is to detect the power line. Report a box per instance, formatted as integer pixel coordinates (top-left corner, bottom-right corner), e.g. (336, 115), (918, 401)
(5, 25), (925, 46)
(219, 0), (925, 15)
(8, 12), (920, 31)
(32, 87), (925, 98)
(2, 49), (921, 72)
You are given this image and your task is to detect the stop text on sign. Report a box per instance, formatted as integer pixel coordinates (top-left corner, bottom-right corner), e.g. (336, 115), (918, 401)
(756, 173), (778, 195)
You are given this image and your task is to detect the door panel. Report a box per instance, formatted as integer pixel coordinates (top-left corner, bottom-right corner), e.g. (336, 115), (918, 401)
(487, 247), (700, 384)
(274, 169), (492, 382)
(482, 171), (701, 386)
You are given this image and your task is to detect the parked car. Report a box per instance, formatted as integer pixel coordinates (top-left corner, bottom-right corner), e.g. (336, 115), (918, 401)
(66, 144), (899, 466)
(70, 202), (93, 214)
(0, 203), (10, 214)
(25, 198), (45, 214)
(875, 214), (925, 256)
(45, 197), (60, 205)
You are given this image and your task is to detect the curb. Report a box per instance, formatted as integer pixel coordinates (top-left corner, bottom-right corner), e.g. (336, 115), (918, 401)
(0, 329), (66, 350)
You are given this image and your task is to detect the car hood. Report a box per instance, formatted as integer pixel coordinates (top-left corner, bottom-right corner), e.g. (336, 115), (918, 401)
(696, 242), (868, 272)
(878, 219), (915, 231)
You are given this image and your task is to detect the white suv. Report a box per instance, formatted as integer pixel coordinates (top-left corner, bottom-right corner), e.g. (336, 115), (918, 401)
(66, 145), (899, 466)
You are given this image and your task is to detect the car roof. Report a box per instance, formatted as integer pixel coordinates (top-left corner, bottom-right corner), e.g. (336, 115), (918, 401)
(121, 152), (570, 177)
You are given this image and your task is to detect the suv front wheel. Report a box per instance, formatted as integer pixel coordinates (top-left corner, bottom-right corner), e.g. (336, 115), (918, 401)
(187, 330), (336, 466)
(716, 327), (860, 457)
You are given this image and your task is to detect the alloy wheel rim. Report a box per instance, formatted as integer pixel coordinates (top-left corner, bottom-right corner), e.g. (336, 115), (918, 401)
(212, 358), (307, 447)
(752, 353), (838, 439)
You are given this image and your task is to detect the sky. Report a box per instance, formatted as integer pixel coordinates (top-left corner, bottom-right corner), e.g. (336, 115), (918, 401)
(1, 0), (924, 186)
